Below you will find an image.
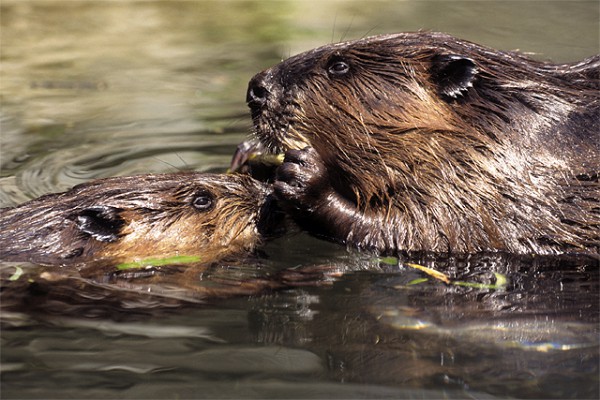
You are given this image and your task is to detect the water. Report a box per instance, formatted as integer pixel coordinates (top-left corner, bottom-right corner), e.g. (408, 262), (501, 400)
(1, 1), (598, 399)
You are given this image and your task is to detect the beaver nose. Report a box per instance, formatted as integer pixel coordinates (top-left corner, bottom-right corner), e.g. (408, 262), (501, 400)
(247, 73), (270, 109)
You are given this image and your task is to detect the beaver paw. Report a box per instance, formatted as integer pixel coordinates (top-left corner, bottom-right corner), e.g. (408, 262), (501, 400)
(274, 147), (328, 210)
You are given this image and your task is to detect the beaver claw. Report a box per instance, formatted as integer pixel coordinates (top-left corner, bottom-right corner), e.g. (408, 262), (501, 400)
(274, 147), (328, 210)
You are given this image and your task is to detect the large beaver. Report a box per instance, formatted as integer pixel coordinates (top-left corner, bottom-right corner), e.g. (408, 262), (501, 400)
(0, 173), (281, 266)
(246, 32), (599, 256)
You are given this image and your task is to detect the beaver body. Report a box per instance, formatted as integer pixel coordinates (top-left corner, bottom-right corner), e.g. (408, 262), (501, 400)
(246, 32), (599, 255)
(0, 173), (280, 266)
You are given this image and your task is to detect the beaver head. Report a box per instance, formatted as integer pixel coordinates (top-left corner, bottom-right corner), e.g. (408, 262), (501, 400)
(246, 32), (599, 254)
(0, 173), (281, 266)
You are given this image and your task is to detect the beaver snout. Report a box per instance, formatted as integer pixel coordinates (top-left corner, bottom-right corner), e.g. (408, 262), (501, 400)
(247, 71), (273, 110)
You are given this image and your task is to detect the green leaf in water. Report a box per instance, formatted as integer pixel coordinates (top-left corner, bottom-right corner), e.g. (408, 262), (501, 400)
(493, 272), (508, 287)
(8, 266), (24, 281)
(116, 255), (201, 270)
(378, 256), (399, 266)
(452, 272), (508, 290)
(407, 277), (429, 285)
(405, 263), (451, 284)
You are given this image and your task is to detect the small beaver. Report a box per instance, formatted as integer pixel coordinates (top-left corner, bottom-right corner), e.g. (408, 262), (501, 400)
(246, 32), (599, 255)
(0, 173), (281, 266)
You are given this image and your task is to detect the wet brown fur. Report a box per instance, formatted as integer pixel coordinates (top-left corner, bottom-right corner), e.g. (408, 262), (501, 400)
(0, 173), (278, 265)
(247, 32), (599, 255)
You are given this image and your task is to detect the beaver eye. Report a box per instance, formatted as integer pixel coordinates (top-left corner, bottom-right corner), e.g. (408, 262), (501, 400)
(327, 59), (350, 76)
(192, 190), (214, 211)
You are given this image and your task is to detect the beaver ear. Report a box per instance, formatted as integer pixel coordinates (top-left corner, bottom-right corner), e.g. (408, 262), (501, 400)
(74, 206), (125, 242)
(431, 55), (478, 99)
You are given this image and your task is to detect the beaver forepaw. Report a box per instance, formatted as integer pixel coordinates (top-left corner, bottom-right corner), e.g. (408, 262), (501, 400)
(274, 147), (328, 209)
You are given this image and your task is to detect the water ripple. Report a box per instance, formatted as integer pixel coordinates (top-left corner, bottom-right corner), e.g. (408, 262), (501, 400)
(1, 127), (247, 206)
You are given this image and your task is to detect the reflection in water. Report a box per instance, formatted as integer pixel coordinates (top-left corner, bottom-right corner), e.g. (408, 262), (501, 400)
(1, 1), (598, 399)
(247, 253), (598, 399)
(2, 251), (598, 399)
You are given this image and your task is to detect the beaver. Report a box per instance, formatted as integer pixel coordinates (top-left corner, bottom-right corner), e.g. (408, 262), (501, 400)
(245, 31), (599, 256)
(0, 173), (281, 266)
